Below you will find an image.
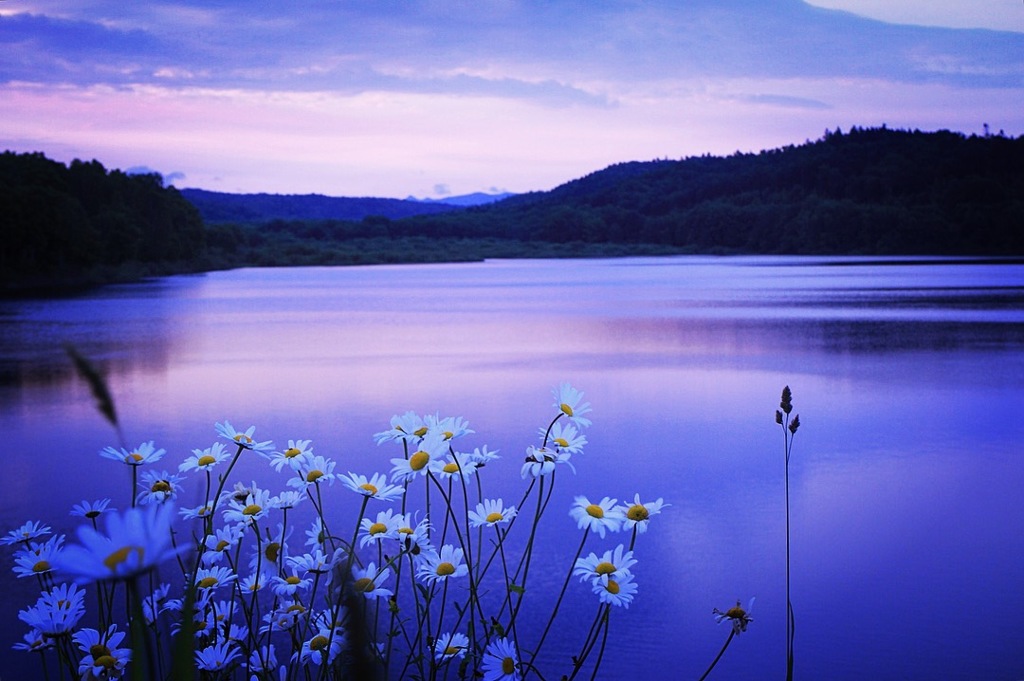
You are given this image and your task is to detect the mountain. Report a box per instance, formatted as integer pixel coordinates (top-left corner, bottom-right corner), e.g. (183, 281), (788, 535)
(179, 188), (463, 223)
(406, 192), (516, 207)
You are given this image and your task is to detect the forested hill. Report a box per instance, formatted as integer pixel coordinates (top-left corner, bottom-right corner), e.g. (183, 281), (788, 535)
(406, 127), (1024, 254)
(1, 152), (205, 291)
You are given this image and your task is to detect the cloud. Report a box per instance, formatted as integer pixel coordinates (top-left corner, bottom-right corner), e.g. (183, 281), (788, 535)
(737, 94), (833, 110)
(433, 183), (451, 196)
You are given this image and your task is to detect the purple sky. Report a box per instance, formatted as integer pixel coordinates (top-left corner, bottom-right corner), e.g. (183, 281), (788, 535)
(2, 0), (1022, 198)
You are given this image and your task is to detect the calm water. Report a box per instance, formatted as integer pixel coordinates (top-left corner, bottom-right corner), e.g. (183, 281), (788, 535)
(1, 256), (1023, 680)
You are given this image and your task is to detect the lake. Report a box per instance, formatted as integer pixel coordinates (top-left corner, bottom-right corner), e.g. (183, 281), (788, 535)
(1, 255), (1023, 680)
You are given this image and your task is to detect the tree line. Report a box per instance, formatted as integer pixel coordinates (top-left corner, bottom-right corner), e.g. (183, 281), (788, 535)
(1, 152), (205, 291)
(3, 126), (1022, 292)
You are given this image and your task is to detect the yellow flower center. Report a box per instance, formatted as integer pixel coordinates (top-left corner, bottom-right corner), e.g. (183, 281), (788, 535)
(413, 426), (429, 437)
(560, 403), (574, 417)
(553, 437), (569, 447)
(442, 462), (459, 474)
(127, 452), (144, 463)
(85, 510), (101, 519)
(242, 504), (262, 516)
(398, 526), (413, 535)
(284, 447), (301, 458)
(198, 576), (218, 588)
(436, 562), (456, 576)
(585, 504), (604, 518)
(353, 577), (374, 592)
(442, 430), (454, 440)
(369, 522), (388, 535)
(502, 657), (516, 675)
(214, 540), (229, 552)
(306, 470), (323, 483)
(360, 483), (378, 494)
(486, 512), (504, 523)
(726, 606), (746, 619)
(443, 645), (461, 655)
(32, 560), (51, 573)
(606, 579), (620, 595)
(197, 455), (216, 466)
(234, 433), (253, 443)
(595, 562), (616, 575)
(287, 603), (306, 614)
(93, 654), (117, 670)
(286, 576), (301, 585)
(626, 504), (649, 521)
(264, 542), (280, 562)
(310, 635), (329, 651)
(104, 545), (143, 572)
(90, 643), (112, 659)
(151, 480), (171, 493)
(409, 451), (430, 471)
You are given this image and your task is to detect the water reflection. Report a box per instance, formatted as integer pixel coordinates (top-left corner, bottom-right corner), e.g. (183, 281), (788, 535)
(1, 257), (1022, 681)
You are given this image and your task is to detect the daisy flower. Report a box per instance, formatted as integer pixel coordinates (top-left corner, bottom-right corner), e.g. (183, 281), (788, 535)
(12, 628), (53, 653)
(395, 513), (434, 558)
(553, 383), (593, 428)
(573, 544), (637, 586)
(73, 624), (131, 679)
(214, 421), (273, 453)
(248, 644), (278, 678)
(222, 486), (278, 527)
(136, 470), (184, 505)
(464, 445), (500, 466)
(273, 490), (307, 510)
(389, 432), (449, 483)
(714, 598), (755, 634)
(18, 582), (86, 635)
(481, 637), (520, 681)
(178, 442), (230, 474)
(305, 517), (328, 549)
(618, 494), (668, 534)
(179, 502), (216, 521)
(202, 524), (245, 566)
(569, 496), (623, 538)
(271, 571), (312, 598)
(374, 411), (428, 444)
(339, 471), (405, 502)
(544, 421), (587, 454)
(592, 571), (638, 608)
(429, 451), (479, 481)
(195, 641), (241, 672)
(260, 602), (307, 633)
(194, 566), (237, 591)
(359, 509), (402, 548)
(240, 572), (268, 594)
(287, 549), (336, 576)
(249, 522), (292, 572)
(521, 446), (557, 479)
(287, 454), (338, 490)
(417, 544), (468, 585)
(1, 520), (51, 546)
(425, 414), (474, 441)
(297, 628), (345, 667)
(350, 561), (393, 600)
(263, 439), (314, 472)
(141, 583), (171, 624)
(433, 631), (469, 663)
(70, 499), (114, 520)
(468, 499), (517, 528)
(99, 440), (166, 466)
(12, 534), (64, 578)
(53, 503), (186, 584)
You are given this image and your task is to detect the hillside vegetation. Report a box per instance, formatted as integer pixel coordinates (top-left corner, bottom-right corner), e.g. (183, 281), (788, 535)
(3, 127), (1022, 292)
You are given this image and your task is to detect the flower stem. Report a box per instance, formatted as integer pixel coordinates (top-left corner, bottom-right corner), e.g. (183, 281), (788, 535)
(697, 629), (735, 681)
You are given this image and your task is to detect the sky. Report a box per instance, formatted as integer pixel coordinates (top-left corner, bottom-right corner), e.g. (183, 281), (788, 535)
(1, 0), (1022, 199)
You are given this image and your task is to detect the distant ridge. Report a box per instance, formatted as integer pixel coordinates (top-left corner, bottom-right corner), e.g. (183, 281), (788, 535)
(406, 192), (516, 207)
(179, 188), (466, 223)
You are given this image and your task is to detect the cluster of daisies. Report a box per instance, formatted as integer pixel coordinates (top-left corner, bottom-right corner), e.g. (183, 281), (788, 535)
(3, 383), (668, 680)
